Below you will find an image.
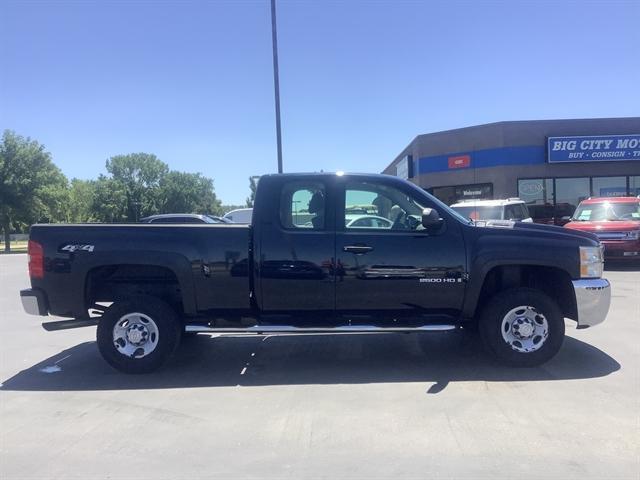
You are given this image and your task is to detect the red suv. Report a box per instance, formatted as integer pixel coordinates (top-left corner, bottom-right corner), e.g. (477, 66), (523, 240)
(565, 197), (640, 260)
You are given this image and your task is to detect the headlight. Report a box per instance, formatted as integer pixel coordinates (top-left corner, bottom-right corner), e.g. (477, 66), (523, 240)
(580, 246), (604, 278)
(623, 230), (640, 240)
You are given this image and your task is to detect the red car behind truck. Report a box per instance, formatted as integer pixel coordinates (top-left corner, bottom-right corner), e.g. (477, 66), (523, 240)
(565, 197), (640, 260)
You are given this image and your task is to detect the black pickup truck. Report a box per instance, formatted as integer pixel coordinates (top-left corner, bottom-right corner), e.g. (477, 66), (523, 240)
(21, 173), (611, 373)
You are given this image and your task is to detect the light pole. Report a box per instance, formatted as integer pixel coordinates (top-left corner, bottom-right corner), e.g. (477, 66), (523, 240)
(270, 0), (283, 173)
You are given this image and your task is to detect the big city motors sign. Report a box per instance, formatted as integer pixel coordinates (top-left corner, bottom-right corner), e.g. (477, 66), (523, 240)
(548, 134), (640, 163)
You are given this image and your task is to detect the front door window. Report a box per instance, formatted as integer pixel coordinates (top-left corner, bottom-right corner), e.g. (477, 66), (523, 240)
(344, 182), (425, 232)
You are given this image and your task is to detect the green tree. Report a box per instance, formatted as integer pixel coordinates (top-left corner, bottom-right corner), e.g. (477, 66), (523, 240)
(67, 178), (96, 223)
(0, 130), (68, 251)
(91, 175), (128, 223)
(105, 153), (169, 221)
(159, 171), (222, 215)
(245, 176), (260, 207)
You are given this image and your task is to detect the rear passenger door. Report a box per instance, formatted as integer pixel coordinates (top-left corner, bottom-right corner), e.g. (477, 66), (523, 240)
(257, 179), (337, 323)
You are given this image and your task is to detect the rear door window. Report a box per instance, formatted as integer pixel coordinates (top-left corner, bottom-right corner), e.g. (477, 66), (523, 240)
(280, 182), (326, 229)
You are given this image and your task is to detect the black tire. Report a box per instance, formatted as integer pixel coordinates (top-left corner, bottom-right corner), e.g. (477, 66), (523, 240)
(479, 288), (564, 367)
(96, 296), (181, 374)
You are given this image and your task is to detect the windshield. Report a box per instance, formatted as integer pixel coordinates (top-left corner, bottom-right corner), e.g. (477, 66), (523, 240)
(451, 205), (503, 221)
(572, 202), (640, 221)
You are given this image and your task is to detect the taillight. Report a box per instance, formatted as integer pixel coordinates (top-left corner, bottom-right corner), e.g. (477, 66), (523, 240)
(28, 240), (44, 279)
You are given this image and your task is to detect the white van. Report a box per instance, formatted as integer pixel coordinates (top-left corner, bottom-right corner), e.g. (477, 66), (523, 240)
(450, 198), (533, 223)
(223, 208), (253, 224)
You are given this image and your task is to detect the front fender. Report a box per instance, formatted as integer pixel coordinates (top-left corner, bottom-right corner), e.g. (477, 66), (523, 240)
(462, 231), (579, 318)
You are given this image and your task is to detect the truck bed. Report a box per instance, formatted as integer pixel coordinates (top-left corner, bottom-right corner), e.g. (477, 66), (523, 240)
(28, 223), (252, 318)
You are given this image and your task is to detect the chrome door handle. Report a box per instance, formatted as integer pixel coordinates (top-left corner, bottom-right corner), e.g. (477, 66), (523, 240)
(343, 245), (374, 254)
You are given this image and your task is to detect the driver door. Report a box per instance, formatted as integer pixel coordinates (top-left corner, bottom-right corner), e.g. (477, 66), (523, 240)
(334, 178), (466, 324)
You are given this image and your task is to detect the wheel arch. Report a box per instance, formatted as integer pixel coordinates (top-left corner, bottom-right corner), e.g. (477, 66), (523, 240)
(82, 255), (197, 317)
(464, 263), (577, 322)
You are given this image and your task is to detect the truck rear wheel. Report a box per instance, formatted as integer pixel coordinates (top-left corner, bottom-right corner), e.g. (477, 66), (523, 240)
(96, 296), (181, 374)
(479, 288), (564, 367)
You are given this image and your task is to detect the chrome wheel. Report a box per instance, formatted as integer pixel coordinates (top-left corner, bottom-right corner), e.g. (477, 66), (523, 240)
(112, 313), (159, 358)
(500, 305), (549, 353)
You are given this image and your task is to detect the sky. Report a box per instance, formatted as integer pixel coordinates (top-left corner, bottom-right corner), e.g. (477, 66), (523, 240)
(1, 0), (639, 205)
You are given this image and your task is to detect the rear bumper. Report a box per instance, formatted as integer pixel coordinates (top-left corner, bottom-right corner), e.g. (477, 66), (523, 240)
(572, 279), (611, 328)
(20, 288), (48, 316)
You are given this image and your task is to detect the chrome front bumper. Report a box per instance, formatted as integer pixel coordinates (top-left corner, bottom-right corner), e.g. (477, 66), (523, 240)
(572, 279), (611, 328)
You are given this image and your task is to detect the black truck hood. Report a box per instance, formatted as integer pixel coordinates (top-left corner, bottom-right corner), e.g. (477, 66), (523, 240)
(471, 219), (599, 244)
(513, 221), (599, 242)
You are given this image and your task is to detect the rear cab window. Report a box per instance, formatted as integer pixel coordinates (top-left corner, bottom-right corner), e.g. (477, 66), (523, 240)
(279, 181), (326, 230)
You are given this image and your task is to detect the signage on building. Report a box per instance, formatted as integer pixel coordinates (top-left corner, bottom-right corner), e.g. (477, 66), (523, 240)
(448, 155), (471, 169)
(518, 179), (544, 196)
(396, 155), (413, 179)
(547, 134), (640, 163)
(455, 183), (492, 200)
(598, 187), (628, 197)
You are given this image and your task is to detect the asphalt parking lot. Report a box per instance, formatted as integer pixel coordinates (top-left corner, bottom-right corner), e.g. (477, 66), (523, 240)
(1, 253), (638, 480)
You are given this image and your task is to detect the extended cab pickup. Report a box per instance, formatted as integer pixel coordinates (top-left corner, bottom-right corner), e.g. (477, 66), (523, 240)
(21, 173), (611, 373)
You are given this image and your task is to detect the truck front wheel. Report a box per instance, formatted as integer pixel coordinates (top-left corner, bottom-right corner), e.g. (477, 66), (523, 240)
(479, 288), (565, 367)
(96, 296), (181, 374)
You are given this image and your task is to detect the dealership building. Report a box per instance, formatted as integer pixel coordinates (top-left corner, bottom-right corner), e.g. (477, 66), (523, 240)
(383, 117), (640, 222)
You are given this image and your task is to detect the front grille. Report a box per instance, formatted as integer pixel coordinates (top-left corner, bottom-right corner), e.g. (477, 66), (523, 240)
(596, 232), (629, 241)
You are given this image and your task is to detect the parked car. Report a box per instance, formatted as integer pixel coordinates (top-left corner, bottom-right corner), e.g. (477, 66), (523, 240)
(450, 198), (533, 223)
(527, 203), (574, 226)
(345, 214), (393, 229)
(140, 214), (221, 224)
(564, 197), (640, 260)
(21, 172), (609, 373)
(223, 208), (253, 224)
(207, 215), (233, 224)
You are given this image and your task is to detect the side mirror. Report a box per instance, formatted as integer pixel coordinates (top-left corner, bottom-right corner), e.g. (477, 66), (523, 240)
(422, 208), (444, 231)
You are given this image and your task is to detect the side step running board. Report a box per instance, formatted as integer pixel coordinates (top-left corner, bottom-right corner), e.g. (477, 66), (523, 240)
(42, 319), (99, 331)
(185, 324), (457, 334)
(40, 320), (456, 333)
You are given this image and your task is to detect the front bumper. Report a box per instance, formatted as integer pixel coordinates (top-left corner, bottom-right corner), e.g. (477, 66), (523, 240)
(572, 279), (611, 328)
(601, 240), (640, 259)
(20, 288), (48, 316)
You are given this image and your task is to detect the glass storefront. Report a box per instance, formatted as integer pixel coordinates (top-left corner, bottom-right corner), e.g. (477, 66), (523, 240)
(517, 179), (555, 224)
(518, 175), (640, 225)
(555, 177), (590, 221)
(592, 176), (628, 197)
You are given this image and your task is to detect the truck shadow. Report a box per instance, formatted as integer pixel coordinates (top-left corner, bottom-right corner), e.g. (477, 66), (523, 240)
(0, 332), (620, 393)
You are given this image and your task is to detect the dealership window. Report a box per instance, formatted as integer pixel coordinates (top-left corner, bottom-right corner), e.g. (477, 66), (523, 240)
(517, 179), (555, 223)
(518, 175), (640, 224)
(592, 176), (628, 197)
(555, 177), (590, 218)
